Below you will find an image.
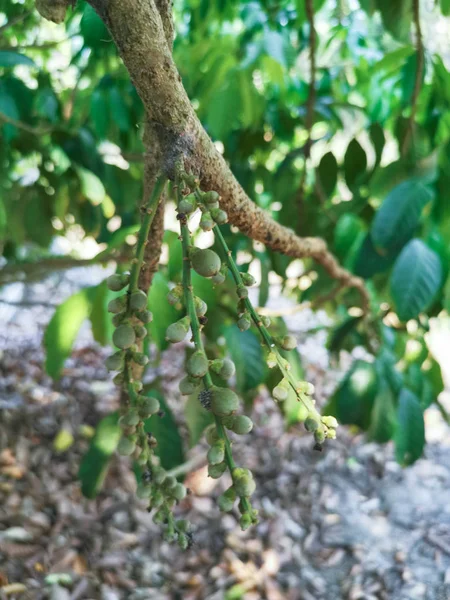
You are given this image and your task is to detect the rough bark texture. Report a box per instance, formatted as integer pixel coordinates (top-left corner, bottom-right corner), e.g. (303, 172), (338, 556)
(36, 0), (369, 311)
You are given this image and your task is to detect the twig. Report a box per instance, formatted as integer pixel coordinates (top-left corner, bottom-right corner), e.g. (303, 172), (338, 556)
(401, 0), (424, 158)
(435, 398), (450, 427)
(0, 111), (53, 136)
(167, 453), (206, 478)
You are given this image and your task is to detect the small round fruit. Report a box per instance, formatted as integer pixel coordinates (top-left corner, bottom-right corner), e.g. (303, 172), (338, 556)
(208, 462), (227, 479)
(240, 272), (256, 286)
(210, 208), (228, 225)
(179, 376), (200, 396)
(113, 324), (136, 349)
(219, 358), (235, 380)
(172, 483), (187, 501)
(119, 410), (140, 427)
(166, 322), (188, 343)
(191, 248), (221, 278)
(230, 415), (253, 435)
(138, 396), (161, 418)
(130, 290), (147, 311)
(106, 273), (129, 292)
(186, 351), (209, 378)
(117, 437), (136, 456)
(205, 424), (219, 445)
(212, 272), (226, 285)
(233, 468), (256, 497)
(135, 309), (153, 323)
(237, 315), (251, 331)
(200, 212), (214, 231)
(136, 483), (152, 499)
(178, 196), (197, 214)
(278, 335), (297, 351)
(237, 286), (248, 299)
(105, 351), (124, 372)
(207, 441), (225, 465)
(272, 384), (289, 402)
(239, 514), (252, 531)
(210, 386), (239, 417)
(134, 325), (148, 339)
(203, 191), (220, 205)
(108, 296), (127, 314)
(314, 428), (326, 444)
(218, 488), (236, 512)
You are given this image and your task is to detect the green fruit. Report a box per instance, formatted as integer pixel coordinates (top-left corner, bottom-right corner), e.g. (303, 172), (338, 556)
(111, 313), (126, 327)
(179, 376), (200, 396)
(113, 324), (136, 349)
(237, 286), (248, 299)
(208, 462), (227, 479)
(272, 384), (289, 402)
(191, 248), (221, 278)
(153, 509), (165, 524)
(136, 483), (152, 499)
(239, 514), (253, 531)
(240, 272), (256, 286)
(182, 173), (199, 188)
(195, 298), (207, 317)
(166, 319), (189, 343)
(205, 424), (220, 445)
(163, 475), (177, 490)
(210, 208), (228, 225)
(138, 396), (161, 418)
(132, 352), (149, 366)
(178, 196), (197, 214)
(304, 416), (319, 432)
(219, 358), (235, 380)
(203, 191), (220, 205)
(218, 487), (236, 512)
(207, 440), (225, 465)
(262, 316), (271, 328)
(200, 212), (214, 231)
(172, 483), (187, 501)
(211, 272), (226, 285)
(105, 351), (124, 372)
(167, 285), (183, 306)
(134, 325), (148, 339)
(186, 351), (209, 378)
(135, 309), (153, 324)
(233, 468), (256, 497)
(322, 415), (338, 429)
(130, 290), (147, 311)
(108, 296), (127, 314)
(230, 415), (253, 435)
(117, 437), (136, 456)
(237, 315), (251, 331)
(176, 519), (191, 533)
(113, 373), (124, 385)
(210, 386), (239, 417)
(314, 428), (326, 443)
(106, 273), (130, 292)
(277, 335), (297, 351)
(119, 410), (140, 427)
(178, 533), (189, 550)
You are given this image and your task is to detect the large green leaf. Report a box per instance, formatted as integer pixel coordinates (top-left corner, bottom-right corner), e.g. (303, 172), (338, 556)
(317, 151), (338, 198)
(376, 0), (413, 43)
(344, 139), (367, 190)
(0, 51), (35, 68)
(223, 325), (265, 393)
(390, 239), (443, 321)
(143, 390), (184, 471)
(78, 412), (121, 499)
(394, 388), (425, 466)
(333, 214), (366, 260)
(371, 180), (434, 253)
(44, 287), (97, 379)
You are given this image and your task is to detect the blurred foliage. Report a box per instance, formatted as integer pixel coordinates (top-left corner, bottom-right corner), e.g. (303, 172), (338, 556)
(1, 0), (450, 477)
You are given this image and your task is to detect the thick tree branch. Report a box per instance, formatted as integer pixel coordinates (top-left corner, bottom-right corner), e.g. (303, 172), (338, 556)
(35, 0), (369, 312)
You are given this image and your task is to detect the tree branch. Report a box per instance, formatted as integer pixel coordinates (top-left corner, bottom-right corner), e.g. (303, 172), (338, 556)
(35, 0), (369, 312)
(0, 111), (53, 136)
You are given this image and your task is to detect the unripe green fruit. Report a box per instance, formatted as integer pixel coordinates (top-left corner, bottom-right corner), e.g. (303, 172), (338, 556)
(208, 462), (227, 479)
(179, 376), (200, 396)
(233, 468), (256, 497)
(191, 248), (221, 278)
(210, 386), (239, 417)
(322, 415), (338, 429)
(113, 373), (124, 385)
(182, 173), (199, 188)
(262, 316), (271, 328)
(130, 290), (147, 311)
(166, 319), (189, 343)
(195, 298), (208, 317)
(237, 286), (248, 299)
(186, 351), (209, 378)
(218, 487), (236, 512)
(219, 358), (235, 380)
(203, 190), (220, 205)
(105, 351), (124, 372)
(135, 309), (153, 324)
(136, 483), (152, 499)
(117, 437), (136, 456)
(111, 313), (126, 327)
(163, 475), (177, 490)
(210, 208), (228, 225)
(304, 416), (319, 432)
(178, 196), (197, 214)
(207, 440), (225, 465)
(230, 415), (253, 435)
(107, 273), (130, 292)
(172, 483), (187, 501)
(153, 468), (166, 485)
(132, 352), (149, 366)
(200, 212), (214, 231)
(108, 296), (127, 314)
(178, 533), (189, 550)
(138, 396), (160, 418)
(134, 325), (148, 340)
(167, 285), (183, 306)
(119, 410), (140, 427)
(153, 509), (165, 524)
(237, 315), (251, 332)
(212, 272), (226, 285)
(176, 519), (191, 533)
(314, 428), (326, 444)
(113, 324), (136, 349)
(240, 272), (256, 287)
(205, 424), (220, 445)
(277, 335), (297, 351)
(273, 384), (289, 402)
(239, 514), (252, 531)
(131, 380), (143, 393)
(266, 352), (277, 369)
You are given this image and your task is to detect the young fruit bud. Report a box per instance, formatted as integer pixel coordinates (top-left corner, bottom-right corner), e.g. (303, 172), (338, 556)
(191, 248), (221, 278)
(167, 286), (183, 306)
(106, 273), (130, 292)
(152, 490), (164, 508)
(211, 272), (226, 285)
(131, 380), (143, 393)
(272, 380), (289, 402)
(322, 415), (338, 429)
(276, 335), (297, 351)
(194, 297), (208, 317)
(136, 483), (152, 499)
(113, 373), (124, 385)
(166, 317), (190, 343)
(135, 309), (153, 324)
(132, 352), (149, 367)
(138, 396), (161, 418)
(186, 351), (209, 378)
(203, 190), (220, 205)
(210, 208), (228, 225)
(153, 509), (165, 524)
(304, 416), (319, 432)
(179, 376), (200, 396)
(314, 428), (326, 444)
(200, 212), (214, 232)
(172, 483), (187, 501)
(266, 352), (277, 369)
(239, 513), (253, 531)
(182, 173), (199, 188)
(117, 437), (136, 456)
(230, 415), (253, 435)
(134, 325), (148, 339)
(130, 290), (147, 311)
(240, 272), (256, 287)
(262, 316), (271, 328)
(108, 296), (127, 314)
(207, 440), (225, 465)
(176, 519), (191, 533)
(119, 410), (140, 427)
(105, 351), (124, 372)
(111, 313), (126, 327)
(113, 324), (136, 349)
(326, 428), (337, 439)
(178, 196), (197, 214)
(237, 285), (248, 299)
(218, 487), (237, 512)
(237, 314), (251, 332)
(210, 358), (235, 380)
(210, 386), (239, 417)
(208, 462), (227, 479)
(178, 533), (189, 550)
(163, 475), (177, 490)
(205, 424), (220, 445)
(233, 468), (256, 497)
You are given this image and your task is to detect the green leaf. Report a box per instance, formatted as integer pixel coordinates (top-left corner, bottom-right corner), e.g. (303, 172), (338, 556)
(441, 0), (450, 15)
(371, 180), (434, 253)
(34, 88), (59, 123)
(317, 151), (338, 198)
(109, 86), (130, 132)
(369, 123), (386, 168)
(344, 139), (367, 190)
(0, 51), (35, 68)
(376, 0), (413, 43)
(369, 380), (397, 443)
(390, 239), (443, 321)
(148, 272), (180, 351)
(353, 233), (396, 279)
(329, 315), (363, 355)
(334, 214), (366, 260)
(281, 349), (309, 426)
(373, 46), (414, 74)
(76, 166), (106, 205)
(0, 86), (19, 141)
(78, 412), (121, 499)
(89, 282), (113, 346)
(44, 287), (97, 379)
(90, 88), (109, 139)
(223, 325), (265, 393)
(394, 388), (425, 466)
(331, 360), (378, 430)
(184, 393), (213, 447)
(143, 390), (184, 471)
